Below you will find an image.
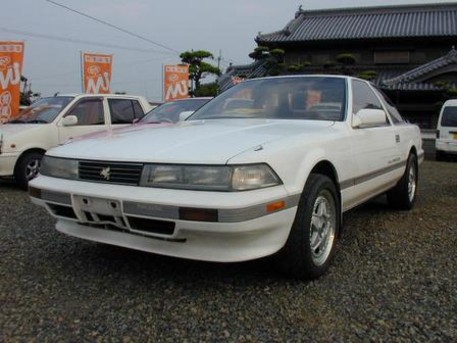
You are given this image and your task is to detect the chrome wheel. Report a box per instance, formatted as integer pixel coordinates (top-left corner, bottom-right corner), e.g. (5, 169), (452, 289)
(310, 190), (336, 266)
(407, 162), (417, 203)
(387, 153), (418, 210)
(26, 158), (41, 180)
(15, 152), (44, 189)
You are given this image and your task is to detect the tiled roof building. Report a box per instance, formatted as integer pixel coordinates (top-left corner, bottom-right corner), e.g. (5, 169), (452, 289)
(257, 4), (457, 42)
(220, 3), (457, 128)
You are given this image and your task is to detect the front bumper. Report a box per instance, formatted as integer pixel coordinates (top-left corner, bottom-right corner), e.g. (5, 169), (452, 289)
(29, 175), (299, 262)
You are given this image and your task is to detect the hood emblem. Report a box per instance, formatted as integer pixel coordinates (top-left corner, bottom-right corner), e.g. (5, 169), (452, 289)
(100, 166), (111, 180)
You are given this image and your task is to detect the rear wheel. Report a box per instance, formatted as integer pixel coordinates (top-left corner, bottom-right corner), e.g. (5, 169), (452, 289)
(276, 174), (339, 280)
(387, 153), (418, 210)
(14, 151), (43, 190)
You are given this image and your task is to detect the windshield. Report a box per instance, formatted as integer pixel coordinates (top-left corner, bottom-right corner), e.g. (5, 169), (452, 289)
(189, 76), (347, 121)
(141, 98), (210, 123)
(7, 96), (74, 124)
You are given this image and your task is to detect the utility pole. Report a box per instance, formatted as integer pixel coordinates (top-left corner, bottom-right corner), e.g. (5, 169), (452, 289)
(217, 50), (222, 71)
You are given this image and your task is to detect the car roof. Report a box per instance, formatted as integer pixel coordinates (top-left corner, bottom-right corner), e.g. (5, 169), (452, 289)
(443, 99), (457, 106)
(166, 97), (212, 102)
(49, 93), (147, 99)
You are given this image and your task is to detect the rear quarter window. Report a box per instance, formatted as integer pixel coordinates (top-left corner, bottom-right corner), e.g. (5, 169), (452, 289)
(441, 106), (457, 126)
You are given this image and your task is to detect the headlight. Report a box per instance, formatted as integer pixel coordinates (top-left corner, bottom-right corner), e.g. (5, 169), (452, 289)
(40, 156), (78, 179)
(140, 163), (281, 191)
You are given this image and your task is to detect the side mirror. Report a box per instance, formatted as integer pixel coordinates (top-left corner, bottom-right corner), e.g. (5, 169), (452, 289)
(179, 111), (194, 121)
(61, 115), (78, 126)
(353, 109), (386, 128)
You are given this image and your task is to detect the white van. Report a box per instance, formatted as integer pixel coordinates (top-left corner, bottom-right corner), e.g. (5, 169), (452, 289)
(435, 99), (457, 160)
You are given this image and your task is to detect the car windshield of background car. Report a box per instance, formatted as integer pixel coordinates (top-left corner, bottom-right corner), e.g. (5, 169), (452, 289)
(141, 98), (210, 123)
(7, 96), (74, 124)
(189, 77), (347, 121)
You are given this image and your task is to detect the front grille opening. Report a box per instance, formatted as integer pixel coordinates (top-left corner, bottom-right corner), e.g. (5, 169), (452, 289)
(79, 161), (143, 185)
(84, 212), (94, 222)
(47, 203), (77, 219)
(127, 216), (175, 235)
(98, 214), (115, 223)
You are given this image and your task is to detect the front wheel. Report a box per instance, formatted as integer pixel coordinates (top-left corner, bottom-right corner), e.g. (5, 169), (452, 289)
(387, 153), (418, 210)
(14, 151), (44, 190)
(276, 174), (339, 280)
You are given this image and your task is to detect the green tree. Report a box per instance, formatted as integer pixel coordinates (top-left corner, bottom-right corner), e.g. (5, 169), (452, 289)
(357, 70), (378, 81)
(180, 50), (221, 96)
(336, 53), (357, 76)
(248, 46), (270, 60)
(248, 47), (285, 76)
(194, 82), (219, 97)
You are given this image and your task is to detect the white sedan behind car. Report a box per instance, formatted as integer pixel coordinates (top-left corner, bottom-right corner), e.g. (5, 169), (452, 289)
(29, 75), (424, 279)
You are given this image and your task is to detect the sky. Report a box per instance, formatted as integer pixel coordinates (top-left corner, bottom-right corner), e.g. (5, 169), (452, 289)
(2, 0), (456, 101)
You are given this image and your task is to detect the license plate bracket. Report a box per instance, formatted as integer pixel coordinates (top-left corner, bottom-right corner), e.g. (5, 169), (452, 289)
(74, 195), (122, 216)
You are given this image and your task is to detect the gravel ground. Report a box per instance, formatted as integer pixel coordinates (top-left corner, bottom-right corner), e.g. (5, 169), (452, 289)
(1, 160), (456, 342)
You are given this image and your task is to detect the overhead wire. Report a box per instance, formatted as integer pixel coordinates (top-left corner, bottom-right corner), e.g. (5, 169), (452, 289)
(0, 27), (177, 55)
(43, 0), (180, 54)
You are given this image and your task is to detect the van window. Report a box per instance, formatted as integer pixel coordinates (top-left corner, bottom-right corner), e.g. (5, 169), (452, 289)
(441, 106), (457, 126)
(109, 99), (145, 124)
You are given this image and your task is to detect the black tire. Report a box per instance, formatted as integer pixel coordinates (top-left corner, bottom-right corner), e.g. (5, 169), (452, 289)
(387, 153), (418, 210)
(14, 151), (44, 190)
(276, 174), (339, 280)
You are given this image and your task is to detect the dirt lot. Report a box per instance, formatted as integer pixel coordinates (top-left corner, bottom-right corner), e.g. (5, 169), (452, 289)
(0, 160), (456, 342)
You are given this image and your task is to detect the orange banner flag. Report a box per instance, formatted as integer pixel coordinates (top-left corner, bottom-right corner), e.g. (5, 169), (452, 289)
(164, 64), (189, 101)
(82, 52), (113, 94)
(0, 41), (24, 123)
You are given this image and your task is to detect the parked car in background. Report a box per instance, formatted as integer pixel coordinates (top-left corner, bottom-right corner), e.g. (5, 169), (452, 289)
(435, 99), (457, 160)
(141, 97), (211, 123)
(0, 93), (153, 188)
(29, 75), (423, 280)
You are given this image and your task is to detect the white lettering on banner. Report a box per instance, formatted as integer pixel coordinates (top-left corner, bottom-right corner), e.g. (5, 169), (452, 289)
(165, 80), (188, 100)
(0, 62), (21, 90)
(0, 90), (12, 123)
(86, 72), (111, 93)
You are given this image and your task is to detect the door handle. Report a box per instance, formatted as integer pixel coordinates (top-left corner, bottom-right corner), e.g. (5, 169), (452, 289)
(395, 134), (400, 143)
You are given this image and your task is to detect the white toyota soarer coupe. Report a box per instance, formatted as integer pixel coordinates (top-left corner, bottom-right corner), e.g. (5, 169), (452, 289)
(29, 75), (424, 280)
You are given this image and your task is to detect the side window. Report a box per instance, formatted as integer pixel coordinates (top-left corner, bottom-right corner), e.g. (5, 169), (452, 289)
(65, 98), (104, 126)
(373, 87), (405, 124)
(352, 80), (383, 114)
(132, 101), (145, 119)
(109, 99), (137, 124)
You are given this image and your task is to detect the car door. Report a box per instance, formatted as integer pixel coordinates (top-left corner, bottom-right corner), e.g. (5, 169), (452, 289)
(346, 80), (401, 208)
(57, 97), (107, 144)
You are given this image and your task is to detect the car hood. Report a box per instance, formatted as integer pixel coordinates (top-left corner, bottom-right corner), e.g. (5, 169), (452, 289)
(48, 119), (335, 164)
(66, 122), (171, 143)
(0, 123), (48, 137)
